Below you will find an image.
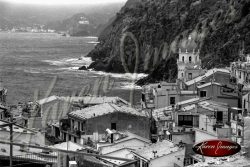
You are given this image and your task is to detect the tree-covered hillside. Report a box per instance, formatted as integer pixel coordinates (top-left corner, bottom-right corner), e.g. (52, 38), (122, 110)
(85, 0), (250, 84)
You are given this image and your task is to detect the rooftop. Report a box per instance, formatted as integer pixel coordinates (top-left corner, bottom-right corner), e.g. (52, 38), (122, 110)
(199, 100), (229, 112)
(37, 96), (129, 106)
(98, 131), (150, 155)
(185, 68), (230, 86)
(176, 98), (201, 107)
(0, 143), (55, 163)
(133, 140), (179, 161)
(50, 141), (96, 152)
(68, 103), (146, 120)
(188, 154), (250, 167)
(197, 82), (222, 89)
(153, 106), (173, 121)
(0, 120), (36, 135)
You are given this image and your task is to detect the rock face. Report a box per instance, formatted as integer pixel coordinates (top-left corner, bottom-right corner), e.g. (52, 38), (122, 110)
(85, 0), (250, 84)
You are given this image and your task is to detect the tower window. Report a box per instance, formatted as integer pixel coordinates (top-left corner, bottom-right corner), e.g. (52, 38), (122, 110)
(182, 56), (184, 62)
(189, 56), (192, 63)
(188, 73), (192, 80)
(181, 73), (184, 77)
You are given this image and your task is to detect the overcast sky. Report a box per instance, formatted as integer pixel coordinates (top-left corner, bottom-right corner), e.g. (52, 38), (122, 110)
(1, 0), (127, 5)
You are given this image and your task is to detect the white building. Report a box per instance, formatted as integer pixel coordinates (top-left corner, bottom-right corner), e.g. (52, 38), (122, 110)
(132, 140), (185, 167)
(98, 131), (151, 166)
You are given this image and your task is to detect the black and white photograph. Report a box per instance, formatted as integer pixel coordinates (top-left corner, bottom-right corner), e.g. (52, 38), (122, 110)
(0, 0), (250, 166)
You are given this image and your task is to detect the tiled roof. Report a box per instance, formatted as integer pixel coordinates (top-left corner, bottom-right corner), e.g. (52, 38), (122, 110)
(133, 140), (178, 160)
(197, 82), (222, 89)
(185, 68), (230, 86)
(115, 131), (151, 144)
(199, 100), (229, 112)
(68, 103), (146, 120)
(176, 98), (201, 106)
(50, 141), (96, 152)
(37, 96), (129, 105)
(153, 100), (228, 121)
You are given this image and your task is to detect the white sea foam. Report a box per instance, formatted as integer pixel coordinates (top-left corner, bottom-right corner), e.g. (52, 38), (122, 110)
(118, 82), (142, 90)
(43, 56), (93, 67)
(90, 71), (148, 80)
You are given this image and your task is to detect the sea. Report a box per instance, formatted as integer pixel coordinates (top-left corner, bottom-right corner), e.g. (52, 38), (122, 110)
(0, 32), (145, 105)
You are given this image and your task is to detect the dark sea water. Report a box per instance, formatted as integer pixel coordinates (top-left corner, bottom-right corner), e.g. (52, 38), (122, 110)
(0, 32), (143, 105)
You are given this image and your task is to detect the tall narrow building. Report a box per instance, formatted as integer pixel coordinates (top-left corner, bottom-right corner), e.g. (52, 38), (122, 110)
(177, 37), (205, 83)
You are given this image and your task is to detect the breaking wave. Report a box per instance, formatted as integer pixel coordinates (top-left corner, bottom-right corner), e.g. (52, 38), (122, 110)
(43, 56), (93, 68)
(89, 71), (148, 80)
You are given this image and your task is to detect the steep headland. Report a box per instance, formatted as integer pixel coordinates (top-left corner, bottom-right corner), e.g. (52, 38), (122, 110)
(84, 0), (250, 85)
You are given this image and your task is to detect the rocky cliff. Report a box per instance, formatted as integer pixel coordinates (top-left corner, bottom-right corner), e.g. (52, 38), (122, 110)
(85, 0), (250, 85)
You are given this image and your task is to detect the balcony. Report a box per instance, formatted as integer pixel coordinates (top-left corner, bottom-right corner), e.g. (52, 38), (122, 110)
(60, 127), (82, 137)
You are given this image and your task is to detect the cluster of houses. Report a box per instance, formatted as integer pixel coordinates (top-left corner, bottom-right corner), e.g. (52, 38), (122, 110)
(0, 43), (250, 167)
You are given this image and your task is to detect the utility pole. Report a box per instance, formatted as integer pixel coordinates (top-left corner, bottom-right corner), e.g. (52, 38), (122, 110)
(10, 114), (13, 167)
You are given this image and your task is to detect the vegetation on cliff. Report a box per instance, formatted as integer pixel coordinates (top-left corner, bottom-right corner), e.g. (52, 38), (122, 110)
(85, 0), (250, 85)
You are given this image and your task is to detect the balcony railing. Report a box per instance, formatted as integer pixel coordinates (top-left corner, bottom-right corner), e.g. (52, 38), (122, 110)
(60, 127), (82, 137)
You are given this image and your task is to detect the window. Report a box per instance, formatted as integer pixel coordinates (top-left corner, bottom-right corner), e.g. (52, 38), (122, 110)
(178, 115), (193, 126)
(81, 122), (84, 131)
(216, 111), (223, 122)
(244, 99), (246, 109)
(170, 97), (176, 105)
(200, 91), (207, 97)
(141, 94), (145, 102)
(189, 56), (192, 63)
(74, 137), (77, 143)
(182, 56), (184, 62)
(240, 72), (241, 79)
(188, 73), (192, 80)
(238, 129), (242, 137)
(111, 123), (116, 130)
(181, 73), (184, 77)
